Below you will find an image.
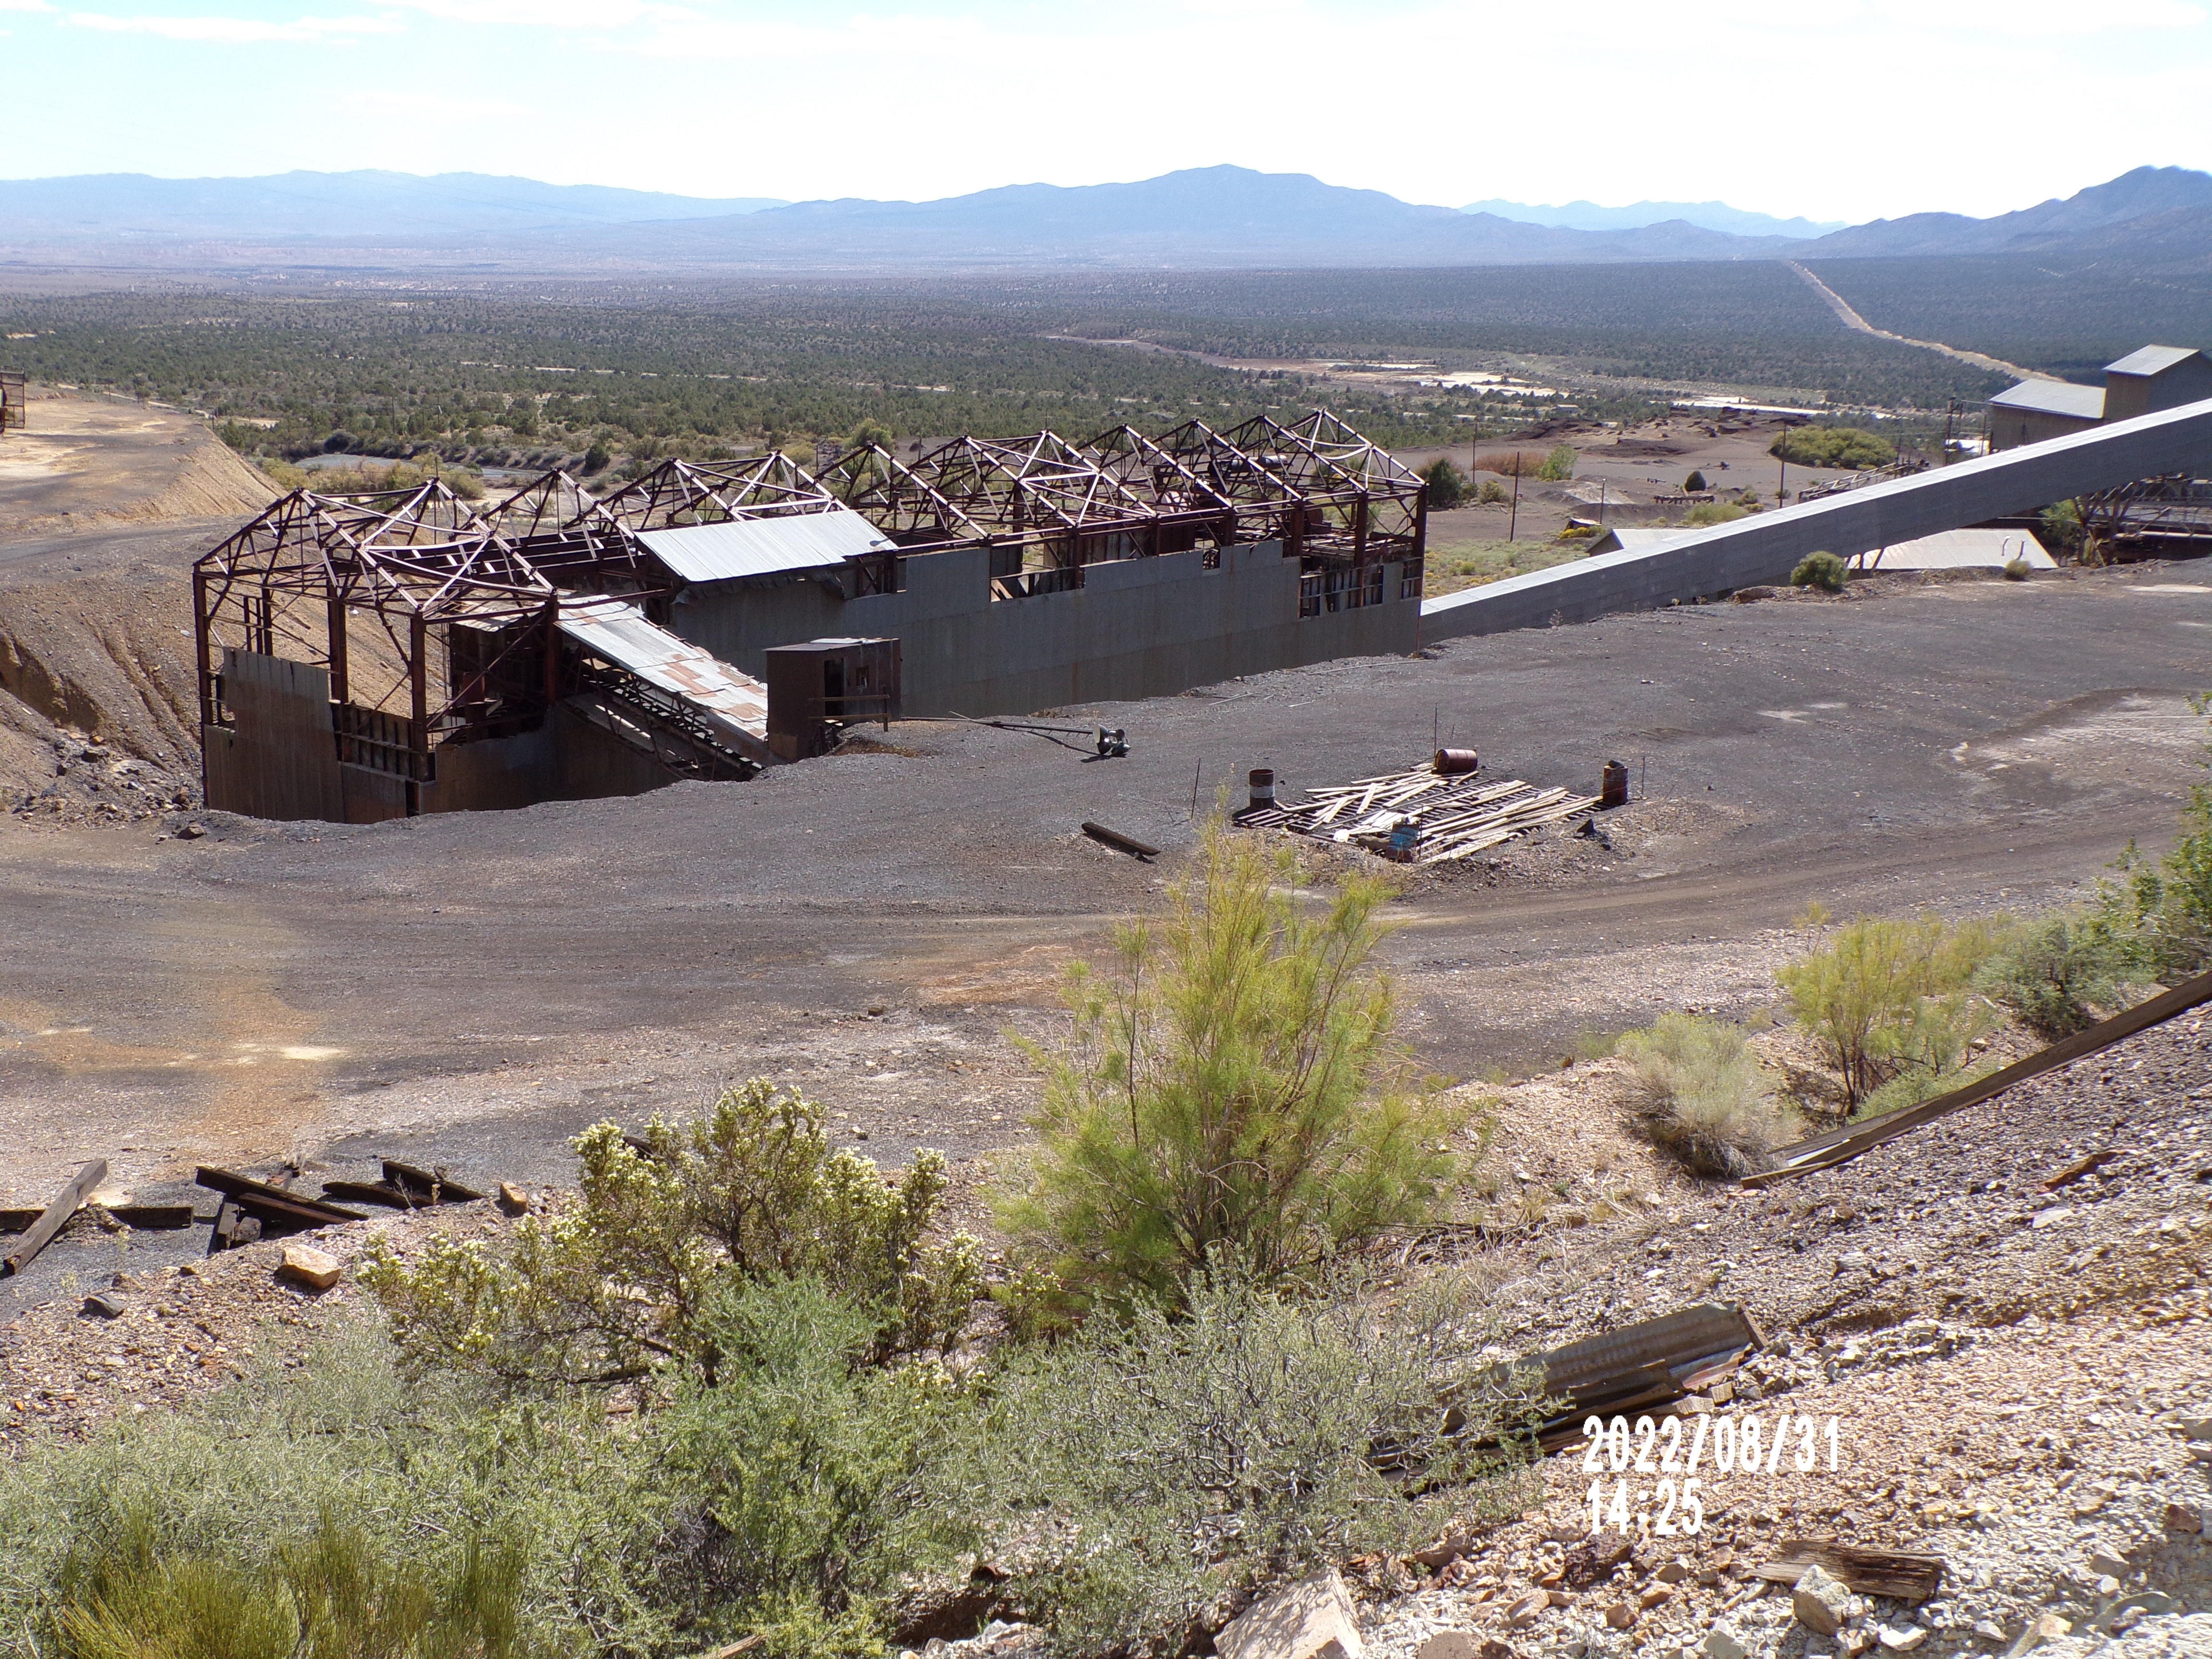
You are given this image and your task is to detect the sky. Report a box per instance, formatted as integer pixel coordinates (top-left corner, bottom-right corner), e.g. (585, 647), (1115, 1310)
(1, 0), (2209, 222)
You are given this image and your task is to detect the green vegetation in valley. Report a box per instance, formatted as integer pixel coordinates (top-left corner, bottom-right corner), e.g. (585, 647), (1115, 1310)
(1768, 425), (1895, 469)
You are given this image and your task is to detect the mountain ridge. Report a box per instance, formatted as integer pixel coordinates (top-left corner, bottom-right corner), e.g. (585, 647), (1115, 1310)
(1, 162), (2208, 274)
(1463, 197), (1846, 239)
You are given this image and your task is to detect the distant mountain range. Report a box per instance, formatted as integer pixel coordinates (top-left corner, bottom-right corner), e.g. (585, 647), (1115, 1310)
(1803, 165), (2212, 261)
(0, 169), (786, 240)
(0, 162), (2208, 274)
(1462, 198), (1847, 239)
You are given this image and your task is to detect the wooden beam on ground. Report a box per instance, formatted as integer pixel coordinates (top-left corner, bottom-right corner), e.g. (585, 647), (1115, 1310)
(194, 1167), (367, 1226)
(3, 1159), (109, 1277)
(1754, 1541), (1944, 1601)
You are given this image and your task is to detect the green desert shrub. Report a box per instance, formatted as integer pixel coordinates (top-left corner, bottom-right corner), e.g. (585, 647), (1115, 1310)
(0, 1324), (669, 1656)
(1976, 910), (2147, 1038)
(1476, 478), (1510, 505)
(959, 1260), (1543, 1657)
(646, 1277), (971, 1658)
(1536, 443), (1577, 481)
(999, 822), (1467, 1315)
(362, 1080), (982, 1387)
(1419, 456), (1468, 509)
(1684, 502), (1749, 527)
(1777, 914), (2002, 1114)
(2002, 556), (2032, 580)
(1614, 1013), (1798, 1176)
(1791, 551), (1849, 592)
(1683, 469), (1707, 492)
(1769, 426), (1894, 470)
(2041, 498), (2085, 559)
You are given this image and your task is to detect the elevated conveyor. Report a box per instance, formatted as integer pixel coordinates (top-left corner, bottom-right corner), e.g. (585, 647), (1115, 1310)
(1421, 395), (2212, 640)
(555, 595), (775, 778)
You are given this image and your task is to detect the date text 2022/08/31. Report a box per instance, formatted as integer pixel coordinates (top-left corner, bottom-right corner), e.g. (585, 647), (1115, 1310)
(1582, 1411), (1846, 1537)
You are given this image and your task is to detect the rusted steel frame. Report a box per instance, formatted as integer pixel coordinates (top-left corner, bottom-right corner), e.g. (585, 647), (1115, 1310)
(818, 444), (986, 543)
(1081, 424), (1239, 519)
(1743, 963), (2212, 1187)
(592, 455), (842, 532)
(2, 1159), (108, 1277)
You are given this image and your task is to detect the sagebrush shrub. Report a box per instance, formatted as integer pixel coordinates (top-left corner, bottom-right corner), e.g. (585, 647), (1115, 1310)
(363, 1079), (981, 1386)
(958, 1260), (1543, 1656)
(1615, 1013), (1797, 1176)
(1790, 551), (1849, 592)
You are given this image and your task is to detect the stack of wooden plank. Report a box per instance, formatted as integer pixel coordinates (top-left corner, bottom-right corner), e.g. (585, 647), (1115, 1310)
(1238, 762), (1600, 865)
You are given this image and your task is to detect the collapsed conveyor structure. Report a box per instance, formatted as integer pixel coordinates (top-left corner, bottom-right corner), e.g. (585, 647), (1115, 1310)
(195, 410), (1428, 821)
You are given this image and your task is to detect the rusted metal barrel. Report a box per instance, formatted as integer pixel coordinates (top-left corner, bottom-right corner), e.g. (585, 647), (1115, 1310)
(1600, 759), (1630, 808)
(1433, 747), (1479, 775)
(1247, 767), (1275, 813)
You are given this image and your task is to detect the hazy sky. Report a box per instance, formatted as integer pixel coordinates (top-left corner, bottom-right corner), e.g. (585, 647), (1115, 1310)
(2, 0), (2207, 221)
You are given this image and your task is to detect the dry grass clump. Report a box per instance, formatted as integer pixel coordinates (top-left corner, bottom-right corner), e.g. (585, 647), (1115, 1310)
(1615, 1013), (1801, 1178)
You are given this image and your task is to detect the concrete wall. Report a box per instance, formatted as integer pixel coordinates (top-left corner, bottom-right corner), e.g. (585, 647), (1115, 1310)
(672, 570), (849, 675)
(1422, 395), (2212, 641)
(671, 540), (1418, 718)
(203, 649), (684, 823)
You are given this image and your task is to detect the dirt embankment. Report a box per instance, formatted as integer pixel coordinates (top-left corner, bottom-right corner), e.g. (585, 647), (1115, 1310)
(0, 389), (274, 815)
(0, 389), (275, 540)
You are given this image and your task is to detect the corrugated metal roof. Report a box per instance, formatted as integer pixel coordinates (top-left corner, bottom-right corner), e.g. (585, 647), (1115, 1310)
(636, 506), (894, 583)
(1850, 529), (2056, 572)
(2105, 345), (2207, 379)
(1990, 379), (2105, 420)
(556, 596), (768, 739)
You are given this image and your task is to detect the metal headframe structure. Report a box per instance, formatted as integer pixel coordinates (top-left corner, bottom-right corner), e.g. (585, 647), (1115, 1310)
(0, 372), (24, 437)
(194, 409), (1432, 778)
(483, 469), (674, 601)
(194, 481), (560, 789)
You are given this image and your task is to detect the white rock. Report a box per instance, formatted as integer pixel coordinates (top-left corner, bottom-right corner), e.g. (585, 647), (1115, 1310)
(1875, 1626), (1925, 1651)
(1216, 1570), (1365, 1659)
(1794, 1566), (1853, 1637)
(1702, 1623), (1747, 1659)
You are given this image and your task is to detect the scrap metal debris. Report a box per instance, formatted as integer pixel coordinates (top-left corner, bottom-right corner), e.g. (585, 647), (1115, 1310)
(1237, 758), (1603, 865)
(1081, 821), (1160, 860)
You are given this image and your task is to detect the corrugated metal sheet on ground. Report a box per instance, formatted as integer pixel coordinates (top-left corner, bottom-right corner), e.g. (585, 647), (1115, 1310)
(556, 596), (768, 735)
(637, 507), (894, 582)
(1849, 528), (2056, 571)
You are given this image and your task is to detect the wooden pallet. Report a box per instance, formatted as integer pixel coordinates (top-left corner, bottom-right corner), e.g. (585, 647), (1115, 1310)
(1240, 762), (1599, 864)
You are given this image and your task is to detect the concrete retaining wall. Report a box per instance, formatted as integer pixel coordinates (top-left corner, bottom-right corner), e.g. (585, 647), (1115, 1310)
(1421, 396), (2212, 640)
